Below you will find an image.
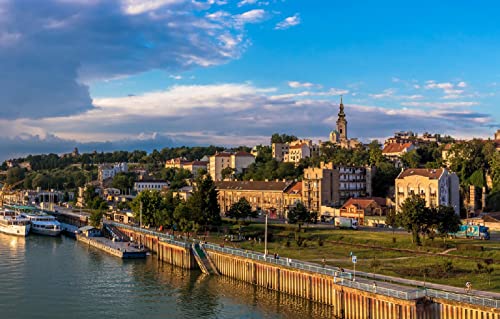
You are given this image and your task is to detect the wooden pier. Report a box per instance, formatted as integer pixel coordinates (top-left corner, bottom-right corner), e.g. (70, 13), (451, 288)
(113, 223), (499, 319)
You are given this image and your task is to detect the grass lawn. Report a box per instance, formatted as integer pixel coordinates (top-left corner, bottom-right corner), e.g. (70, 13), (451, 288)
(211, 222), (500, 292)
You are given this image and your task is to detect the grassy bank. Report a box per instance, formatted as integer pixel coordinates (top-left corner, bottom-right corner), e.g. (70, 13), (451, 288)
(210, 222), (500, 292)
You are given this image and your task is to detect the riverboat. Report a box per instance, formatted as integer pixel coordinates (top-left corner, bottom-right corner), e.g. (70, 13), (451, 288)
(19, 212), (61, 236)
(0, 209), (30, 236)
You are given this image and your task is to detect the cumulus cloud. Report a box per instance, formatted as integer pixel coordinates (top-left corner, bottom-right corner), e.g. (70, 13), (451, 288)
(275, 13), (300, 30)
(424, 80), (467, 99)
(369, 89), (423, 100)
(0, 0), (257, 119)
(235, 9), (266, 24)
(288, 81), (320, 89)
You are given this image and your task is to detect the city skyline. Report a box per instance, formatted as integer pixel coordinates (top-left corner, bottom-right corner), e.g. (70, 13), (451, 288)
(1, 0), (500, 161)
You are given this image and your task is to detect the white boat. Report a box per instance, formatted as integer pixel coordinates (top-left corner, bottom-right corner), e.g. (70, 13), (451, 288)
(19, 212), (61, 236)
(0, 209), (30, 236)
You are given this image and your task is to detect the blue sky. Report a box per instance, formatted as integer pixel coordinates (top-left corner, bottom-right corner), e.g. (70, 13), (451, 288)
(0, 0), (499, 161)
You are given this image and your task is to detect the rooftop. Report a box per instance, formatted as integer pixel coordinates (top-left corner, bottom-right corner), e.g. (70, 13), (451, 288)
(215, 180), (292, 191)
(382, 142), (414, 154)
(397, 168), (444, 180)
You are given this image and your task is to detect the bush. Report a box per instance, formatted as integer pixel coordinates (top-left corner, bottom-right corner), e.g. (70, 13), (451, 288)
(318, 237), (324, 247)
(369, 258), (381, 270)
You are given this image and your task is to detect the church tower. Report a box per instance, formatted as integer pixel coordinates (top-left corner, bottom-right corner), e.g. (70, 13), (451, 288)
(336, 96), (347, 142)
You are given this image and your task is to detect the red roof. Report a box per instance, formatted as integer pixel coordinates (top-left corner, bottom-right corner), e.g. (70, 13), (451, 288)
(285, 181), (302, 194)
(397, 168), (444, 179)
(214, 152), (232, 157)
(382, 142), (413, 154)
(289, 143), (307, 150)
(341, 197), (387, 209)
(234, 151), (254, 157)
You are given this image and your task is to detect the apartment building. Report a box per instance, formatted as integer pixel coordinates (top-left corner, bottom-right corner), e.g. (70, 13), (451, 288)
(395, 168), (460, 214)
(209, 151), (255, 181)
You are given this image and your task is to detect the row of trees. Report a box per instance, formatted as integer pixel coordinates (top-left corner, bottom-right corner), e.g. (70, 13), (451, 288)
(386, 195), (461, 245)
(129, 174), (221, 233)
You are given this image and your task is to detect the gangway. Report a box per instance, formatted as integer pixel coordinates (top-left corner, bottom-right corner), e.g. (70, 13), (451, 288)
(192, 243), (220, 275)
(103, 223), (129, 242)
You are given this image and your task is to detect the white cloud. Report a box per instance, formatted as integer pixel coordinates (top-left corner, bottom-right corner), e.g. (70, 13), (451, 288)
(0, 0), (263, 120)
(424, 80), (467, 99)
(369, 89), (395, 99)
(235, 9), (266, 24)
(275, 13), (300, 30)
(169, 75), (183, 80)
(288, 81), (319, 89)
(401, 101), (479, 108)
(238, 0), (258, 6)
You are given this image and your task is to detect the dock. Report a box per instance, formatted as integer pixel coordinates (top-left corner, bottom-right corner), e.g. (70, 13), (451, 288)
(76, 235), (147, 259)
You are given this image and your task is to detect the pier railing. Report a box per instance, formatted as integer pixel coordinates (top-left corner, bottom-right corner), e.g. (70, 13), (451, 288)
(109, 222), (500, 308)
(204, 243), (422, 300)
(108, 222), (191, 249)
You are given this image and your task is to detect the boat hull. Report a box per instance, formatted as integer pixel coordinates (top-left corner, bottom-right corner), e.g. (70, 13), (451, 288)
(0, 224), (30, 237)
(30, 227), (61, 237)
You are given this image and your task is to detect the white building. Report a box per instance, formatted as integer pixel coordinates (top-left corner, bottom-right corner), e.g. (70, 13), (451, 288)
(133, 180), (169, 192)
(209, 151), (255, 181)
(395, 168), (460, 215)
(98, 163), (128, 182)
(272, 139), (319, 163)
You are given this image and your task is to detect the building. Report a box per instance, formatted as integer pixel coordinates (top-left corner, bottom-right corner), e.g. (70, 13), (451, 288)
(382, 142), (416, 167)
(395, 168), (460, 215)
(165, 157), (190, 169)
(338, 197), (387, 225)
(302, 162), (374, 213)
(172, 186), (194, 201)
(209, 152), (255, 181)
(133, 180), (169, 192)
(183, 161), (208, 177)
(215, 180), (294, 218)
(272, 139), (319, 163)
(98, 163), (128, 182)
(328, 97), (361, 149)
(283, 181), (303, 218)
(272, 143), (289, 162)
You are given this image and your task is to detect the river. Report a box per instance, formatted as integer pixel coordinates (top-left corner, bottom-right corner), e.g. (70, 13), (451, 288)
(0, 233), (336, 319)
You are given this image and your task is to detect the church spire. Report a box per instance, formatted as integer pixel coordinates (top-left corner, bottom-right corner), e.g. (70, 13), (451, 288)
(338, 95), (345, 118)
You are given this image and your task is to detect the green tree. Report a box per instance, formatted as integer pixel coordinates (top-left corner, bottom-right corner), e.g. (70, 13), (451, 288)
(131, 190), (169, 227)
(226, 197), (252, 221)
(468, 169), (485, 188)
(397, 195), (430, 245)
(368, 140), (384, 165)
(372, 162), (400, 197)
(271, 133), (298, 144)
(186, 174), (221, 229)
(287, 202), (311, 232)
(6, 167), (25, 185)
(401, 150), (421, 168)
(433, 205), (461, 242)
(89, 210), (104, 227)
(221, 166), (235, 180)
(385, 207), (398, 233)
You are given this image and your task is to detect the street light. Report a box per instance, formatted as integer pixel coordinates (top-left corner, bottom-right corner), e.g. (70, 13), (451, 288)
(264, 212), (268, 258)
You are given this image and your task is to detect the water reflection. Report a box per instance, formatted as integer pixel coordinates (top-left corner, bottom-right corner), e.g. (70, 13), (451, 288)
(0, 234), (337, 319)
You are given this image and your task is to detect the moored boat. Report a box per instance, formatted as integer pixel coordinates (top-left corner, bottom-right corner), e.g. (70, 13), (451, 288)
(19, 212), (61, 236)
(0, 209), (30, 236)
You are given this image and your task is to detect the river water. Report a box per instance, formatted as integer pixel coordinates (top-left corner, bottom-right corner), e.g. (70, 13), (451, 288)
(0, 233), (336, 319)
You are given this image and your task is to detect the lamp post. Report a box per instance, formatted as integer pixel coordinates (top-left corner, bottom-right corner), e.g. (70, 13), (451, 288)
(264, 212), (268, 258)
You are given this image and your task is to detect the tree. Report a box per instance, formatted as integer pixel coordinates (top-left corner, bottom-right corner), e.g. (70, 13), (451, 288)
(6, 167), (25, 185)
(221, 167), (235, 180)
(468, 169), (485, 188)
(288, 202), (311, 232)
(131, 190), (169, 227)
(385, 207), (398, 233)
(226, 198), (252, 221)
(89, 210), (103, 228)
(433, 205), (461, 242)
(368, 140), (384, 166)
(186, 174), (221, 229)
(397, 195), (430, 245)
(271, 133), (298, 144)
(372, 162), (400, 197)
(401, 150), (421, 168)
